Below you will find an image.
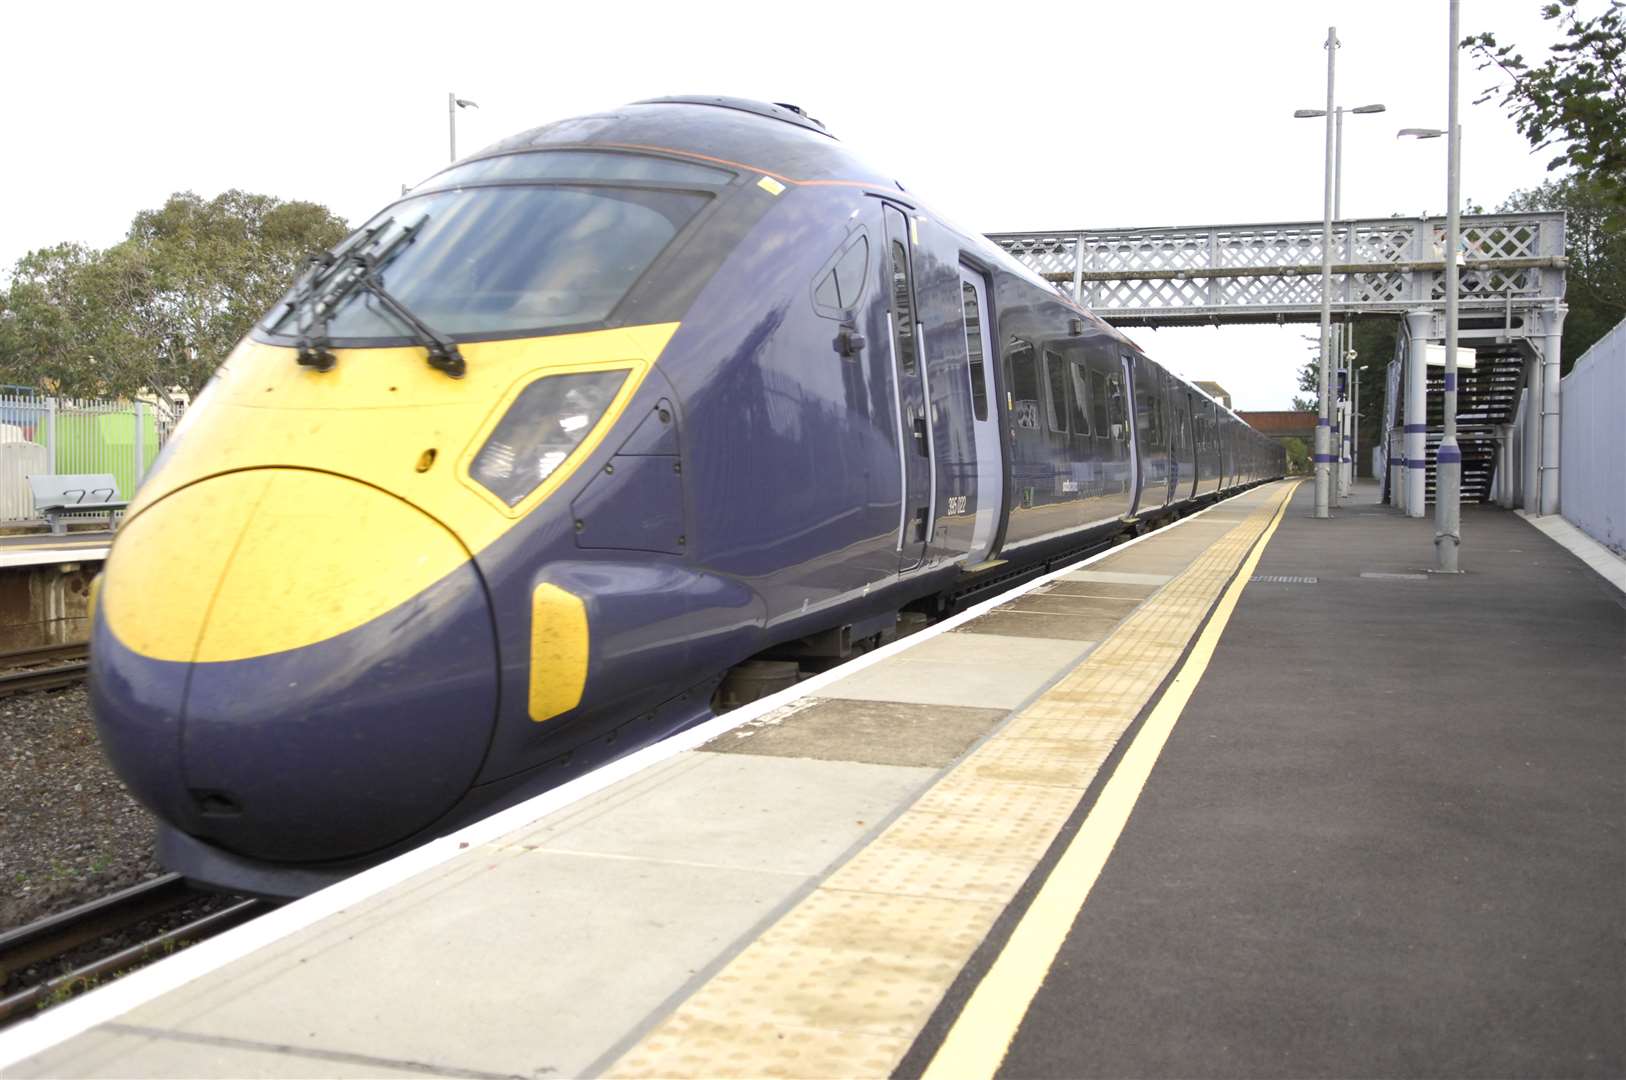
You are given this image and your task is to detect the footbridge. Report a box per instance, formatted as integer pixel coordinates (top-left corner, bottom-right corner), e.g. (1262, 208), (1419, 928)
(990, 212), (1568, 514)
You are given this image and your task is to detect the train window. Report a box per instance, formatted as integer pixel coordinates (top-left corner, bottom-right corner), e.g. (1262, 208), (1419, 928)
(960, 282), (989, 421)
(1138, 388), (1162, 444)
(813, 233), (871, 319)
(420, 150), (734, 191)
(1043, 349), (1070, 434)
(268, 185), (708, 338)
(1107, 374), (1128, 438)
(470, 369), (629, 507)
(1069, 362), (1091, 436)
(1089, 370), (1110, 435)
(1007, 341), (1040, 429)
(890, 240), (918, 373)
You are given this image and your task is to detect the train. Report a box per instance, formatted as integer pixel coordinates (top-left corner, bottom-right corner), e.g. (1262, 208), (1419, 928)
(89, 96), (1284, 896)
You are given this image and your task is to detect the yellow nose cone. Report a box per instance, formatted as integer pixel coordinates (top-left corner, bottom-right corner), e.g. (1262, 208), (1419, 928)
(102, 469), (472, 663)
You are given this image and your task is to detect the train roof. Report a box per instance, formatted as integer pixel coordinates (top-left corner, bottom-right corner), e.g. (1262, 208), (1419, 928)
(471, 98), (1269, 432)
(474, 98), (888, 188)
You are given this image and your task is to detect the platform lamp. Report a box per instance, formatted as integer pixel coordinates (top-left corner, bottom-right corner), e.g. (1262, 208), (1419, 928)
(1294, 100), (1384, 508)
(449, 93), (479, 162)
(1398, 112), (1465, 570)
(1396, 6), (1465, 571)
(1295, 103), (1387, 220)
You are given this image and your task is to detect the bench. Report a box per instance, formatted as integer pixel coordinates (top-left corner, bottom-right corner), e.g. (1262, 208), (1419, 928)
(27, 474), (129, 535)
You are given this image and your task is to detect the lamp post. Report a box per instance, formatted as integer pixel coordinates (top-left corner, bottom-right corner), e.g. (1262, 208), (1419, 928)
(1294, 102), (1387, 219)
(1294, 99), (1384, 510)
(1397, 5), (1464, 571)
(449, 92), (479, 163)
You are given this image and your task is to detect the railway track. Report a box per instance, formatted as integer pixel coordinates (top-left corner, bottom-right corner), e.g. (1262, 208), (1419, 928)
(0, 874), (269, 1027)
(0, 642), (89, 698)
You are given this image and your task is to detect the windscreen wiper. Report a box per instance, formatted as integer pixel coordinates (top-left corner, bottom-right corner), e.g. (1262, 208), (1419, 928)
(293, 219), (466, 378)
(293, 219), (404, 373)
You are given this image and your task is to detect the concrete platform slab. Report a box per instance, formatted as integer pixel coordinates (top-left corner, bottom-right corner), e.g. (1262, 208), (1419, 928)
(703, 698), (1006, 768)
(10, 1025), (456, 1080)
(498, 752), (934, 876)
(1062, 570), (1172, 586)
(952, 609), (1117, 641)
(819, 633), (1091, 709)
(76, 851), (806, 1080)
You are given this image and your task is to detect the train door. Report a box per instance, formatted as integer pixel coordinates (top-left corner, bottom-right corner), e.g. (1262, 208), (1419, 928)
(1190, 391), (1203, 500)
(1159, 371), (1179, 506)
(1128, 354), (1171, 515)
(958, 266), (1002, 565)
(881, 203), (932, 571)
(1119, 350), (1142, 518)
(1084, 350), (1133, 522)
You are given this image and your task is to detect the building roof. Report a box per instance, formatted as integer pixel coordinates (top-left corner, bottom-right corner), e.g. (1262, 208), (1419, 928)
(1238, 410), (1317, 437)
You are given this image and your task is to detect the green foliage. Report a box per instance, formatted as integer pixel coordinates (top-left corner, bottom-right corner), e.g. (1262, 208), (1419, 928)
(0, 191), (349, 402)
(1291, 320), (1397, 475)
(1500, 172), (1626, 366)
(1464, 1), (1626, 204)
(1280, 436), (1311, 475)
(1293, 357), (1319, 412)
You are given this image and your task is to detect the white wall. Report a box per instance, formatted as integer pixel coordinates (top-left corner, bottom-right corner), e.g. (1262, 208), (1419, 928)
(0, 442), (50, 522)
(1560, 318), (1626, 554)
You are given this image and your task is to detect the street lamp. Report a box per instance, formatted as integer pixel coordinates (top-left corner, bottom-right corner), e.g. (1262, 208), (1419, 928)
(1295, 100), (1383, 507)
(449, 93), (479, 163)
(1396, 2), (1464, 572)
(1293, 28), (1375, 519)
(1295, 103), (1387, 219)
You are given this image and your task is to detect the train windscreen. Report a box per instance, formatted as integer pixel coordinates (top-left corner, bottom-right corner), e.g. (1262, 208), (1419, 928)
(267, 184), (709, 339)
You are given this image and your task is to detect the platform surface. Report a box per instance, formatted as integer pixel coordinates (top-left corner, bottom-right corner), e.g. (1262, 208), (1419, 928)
(5, 480), (1622, 1079)
(0, 531), (112, 569)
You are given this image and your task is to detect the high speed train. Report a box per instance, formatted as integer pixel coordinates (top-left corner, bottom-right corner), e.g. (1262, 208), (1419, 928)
(90, 96), (1284, 895)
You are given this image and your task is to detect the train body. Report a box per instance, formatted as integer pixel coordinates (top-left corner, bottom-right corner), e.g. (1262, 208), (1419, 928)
(89, 97), (1283, 895)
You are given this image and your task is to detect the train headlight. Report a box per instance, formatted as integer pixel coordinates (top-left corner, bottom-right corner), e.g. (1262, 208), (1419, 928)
(471, 370), (629, 506)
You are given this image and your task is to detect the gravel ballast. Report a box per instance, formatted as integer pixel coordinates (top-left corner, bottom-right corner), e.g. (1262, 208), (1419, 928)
(0, 685), (161, 931)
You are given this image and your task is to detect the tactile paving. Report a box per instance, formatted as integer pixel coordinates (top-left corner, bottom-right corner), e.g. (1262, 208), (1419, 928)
(606, 484), (1295, 1078)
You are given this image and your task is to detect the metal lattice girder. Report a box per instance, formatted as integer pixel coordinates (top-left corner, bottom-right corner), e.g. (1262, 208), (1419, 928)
(989, 213), (1566, 334)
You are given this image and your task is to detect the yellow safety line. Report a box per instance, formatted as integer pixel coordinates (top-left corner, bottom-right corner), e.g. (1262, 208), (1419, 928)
(921, 479), (1301, 1080)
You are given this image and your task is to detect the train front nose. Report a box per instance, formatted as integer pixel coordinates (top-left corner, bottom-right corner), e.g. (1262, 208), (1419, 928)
(92, 468), (499, 863)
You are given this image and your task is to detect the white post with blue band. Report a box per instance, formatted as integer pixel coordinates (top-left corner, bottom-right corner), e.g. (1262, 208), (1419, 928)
(1404, 310), (1432, 518)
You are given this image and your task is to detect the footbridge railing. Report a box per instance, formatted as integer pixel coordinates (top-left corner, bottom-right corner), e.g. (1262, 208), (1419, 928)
(988, 213), (1566, 329)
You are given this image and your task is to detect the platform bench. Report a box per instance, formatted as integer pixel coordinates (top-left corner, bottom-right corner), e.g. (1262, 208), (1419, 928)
(27, 474), (129, 535)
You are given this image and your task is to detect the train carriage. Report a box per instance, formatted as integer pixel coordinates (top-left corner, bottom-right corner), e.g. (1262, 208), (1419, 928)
(89, 96), (1283, 894)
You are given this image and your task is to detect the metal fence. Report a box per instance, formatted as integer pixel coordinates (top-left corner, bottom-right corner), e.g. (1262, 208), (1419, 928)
(0, 394), (181, 524)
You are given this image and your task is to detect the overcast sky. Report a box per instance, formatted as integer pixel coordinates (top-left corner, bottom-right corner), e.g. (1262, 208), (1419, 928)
(3, 0), (1571, 408)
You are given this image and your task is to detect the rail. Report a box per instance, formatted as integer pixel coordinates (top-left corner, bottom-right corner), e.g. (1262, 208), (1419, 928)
(0, 643), (89, 698)
(0, 874), (268, 1026)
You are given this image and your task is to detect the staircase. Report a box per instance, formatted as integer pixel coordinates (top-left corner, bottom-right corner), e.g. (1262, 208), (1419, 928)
(1421, 347), (1524, 504)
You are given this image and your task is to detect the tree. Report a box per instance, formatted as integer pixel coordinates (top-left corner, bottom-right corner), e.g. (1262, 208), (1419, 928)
(1280, 437), (1311, 475)
(1291, 318), (1398, 476)
(1465, 1), (1626, 205)
(1500, 173), (1625, 366)
(0, 191), (349, 403)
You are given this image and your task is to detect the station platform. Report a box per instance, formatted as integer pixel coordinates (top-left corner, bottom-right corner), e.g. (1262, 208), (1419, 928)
(0, 531), (112, 570)
(3, 479), (1621, 1078)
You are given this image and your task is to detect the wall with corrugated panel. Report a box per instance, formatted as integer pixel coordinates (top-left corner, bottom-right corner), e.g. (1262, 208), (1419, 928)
(1560, 319), (1626, 554)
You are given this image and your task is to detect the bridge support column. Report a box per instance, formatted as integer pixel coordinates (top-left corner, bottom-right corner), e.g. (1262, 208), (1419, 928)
(1540, 303), (1566, 515)
(1495, 425), (1516, 509)
(1522, 359), (1541, 513)
(1404, 310), (1432, 518)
